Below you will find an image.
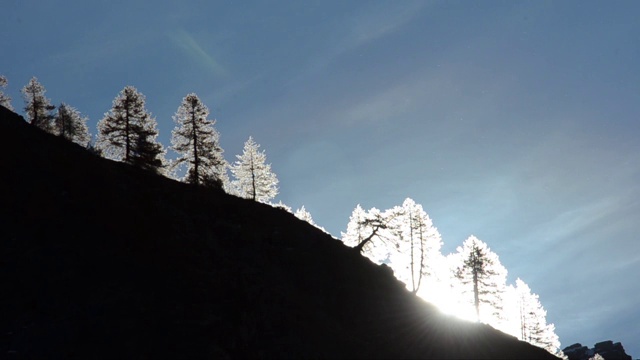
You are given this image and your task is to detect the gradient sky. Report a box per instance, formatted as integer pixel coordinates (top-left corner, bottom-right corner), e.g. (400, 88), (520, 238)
(3, 0), (639, 355)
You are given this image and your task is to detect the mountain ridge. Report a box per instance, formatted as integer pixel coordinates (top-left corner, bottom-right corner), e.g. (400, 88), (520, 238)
(0, 105), (559, 359)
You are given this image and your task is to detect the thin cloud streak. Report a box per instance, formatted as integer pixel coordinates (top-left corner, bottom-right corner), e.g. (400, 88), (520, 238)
(168, 29), (228, 78)
(288, 1), (430, 86)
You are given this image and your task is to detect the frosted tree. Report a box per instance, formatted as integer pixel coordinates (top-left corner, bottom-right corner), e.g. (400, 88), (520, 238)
(53, 103), (91, 146)
(295, 205), (315, 225)
(341, 204), (368, 248)
(341, 205), (399, 264)
(97, 86), (165, 174)
(230, 136), (278, 202)
(294, 205), (328, 232)
(388, 198), (443, 294)
(271, 200), (292, 213)
(514, 278), (563, 356)
(452, 235), (507, 324)
(0, 75), (13, 110)
(22, 77), (55, 132)
(171, 93), (227, 188)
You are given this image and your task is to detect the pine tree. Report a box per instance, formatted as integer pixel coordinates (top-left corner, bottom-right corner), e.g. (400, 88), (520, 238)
(341, 204), (369, 248)
(171, 93), (226, 188)
(53, 103), (91, 146)
(452, 235), (507, 324)
(295, 205), (315, 225)
(389, 198), (443, 294)
(0, 75), (13, 110)
(341, 205), (398, 264)
(514, 278), (562, 355)
(230, 136), (278, 202)
(97, 86), (165, 173)
(21, 77), (55, 132)
(130, 117), (166, 174)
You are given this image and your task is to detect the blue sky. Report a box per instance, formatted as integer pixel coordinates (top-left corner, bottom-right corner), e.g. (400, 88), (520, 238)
(3, 0), (639, 355)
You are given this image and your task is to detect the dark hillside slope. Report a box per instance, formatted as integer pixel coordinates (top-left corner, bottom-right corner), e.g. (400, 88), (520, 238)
(0, 105), (559, 359)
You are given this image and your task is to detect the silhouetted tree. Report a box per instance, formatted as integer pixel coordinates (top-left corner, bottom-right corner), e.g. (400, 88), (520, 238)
(171, 93), (227, 188)
(0, 75), (13, 110)
(343, 199), (443, 294)
(97, 86), (165, 173)
(452, 235), (507, 323)
(130, 119), (166, 174)
(230, 136), (278, 202)
(53, 103), (91, 146)
(342, 205), (399, 263)
(22, 77), (55, 132)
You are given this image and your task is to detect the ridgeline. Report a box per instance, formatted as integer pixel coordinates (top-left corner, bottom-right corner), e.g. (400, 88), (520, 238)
(0, 105), (559, 359)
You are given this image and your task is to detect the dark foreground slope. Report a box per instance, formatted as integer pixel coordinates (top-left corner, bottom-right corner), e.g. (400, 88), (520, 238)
(0, 105), (559, 359)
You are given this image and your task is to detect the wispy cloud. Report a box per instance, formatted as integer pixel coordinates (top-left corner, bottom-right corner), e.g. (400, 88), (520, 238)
(168, 29), (227, 78)
(346, 1), (427, 48)
(532, 196), (627, 245)
(290, 1), (431, 83)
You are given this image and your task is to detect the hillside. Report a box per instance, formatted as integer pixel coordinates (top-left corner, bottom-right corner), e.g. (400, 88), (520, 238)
(0, 105), (560, 359)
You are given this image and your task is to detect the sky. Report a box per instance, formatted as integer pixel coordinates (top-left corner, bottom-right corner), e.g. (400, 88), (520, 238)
(2, 0), (639, 355)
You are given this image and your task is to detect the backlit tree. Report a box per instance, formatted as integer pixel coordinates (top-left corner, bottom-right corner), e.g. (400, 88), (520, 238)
(130, 116), (166, 174)
(53, 103), (91, 146)
(514, 278), (563, 356)
(171, 93), (227, 188)
(22, 77), (55, 132)
(230, 136), (278, 202)
(341, 205), (398, 264)
(0, 75), (13, 110)
(97, 86), (165, 173)
(295, 205), (315, 226)
(452, 235), (507, 324)
(389, 198), (443, 294)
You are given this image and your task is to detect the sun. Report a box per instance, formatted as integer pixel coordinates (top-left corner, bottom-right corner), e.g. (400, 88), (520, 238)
(420, 282), (478, 323)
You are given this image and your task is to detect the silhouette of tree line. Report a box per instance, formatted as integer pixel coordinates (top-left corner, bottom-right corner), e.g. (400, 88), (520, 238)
(2, 75), (278, 202)
(1, 74), (564, 357)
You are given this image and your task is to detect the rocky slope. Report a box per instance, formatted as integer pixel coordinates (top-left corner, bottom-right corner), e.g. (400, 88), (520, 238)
(0, 105), (559, 359)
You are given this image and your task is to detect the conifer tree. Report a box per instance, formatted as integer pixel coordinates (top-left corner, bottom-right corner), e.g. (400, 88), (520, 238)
(171, 93), (226, 188)
(53, 103), (91, 146)
(295, 205), (315, 226)
(230, 136), (278, 202)
(341, 205), (398, 264)
(514, 278), (563, 356)
(452, 235), (507, 324)
(341, 204), (369, 248)
(21, 77), (55, 132)
(0, 75), (13, 110)
(130, 117), (166, 174)
(97, 86), (165, 173)
(389, 198), (443, 294)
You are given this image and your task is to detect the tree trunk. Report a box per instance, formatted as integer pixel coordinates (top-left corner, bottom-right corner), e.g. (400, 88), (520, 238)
(409, 211), (416, 293)
(191, 109), (199, 186)
(250, 152), (256, 201)
(415, 218), (425, 294)
(124, 102), (131, 163)
(473, 268), (480, 322)
(354, 226), (381, 253)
